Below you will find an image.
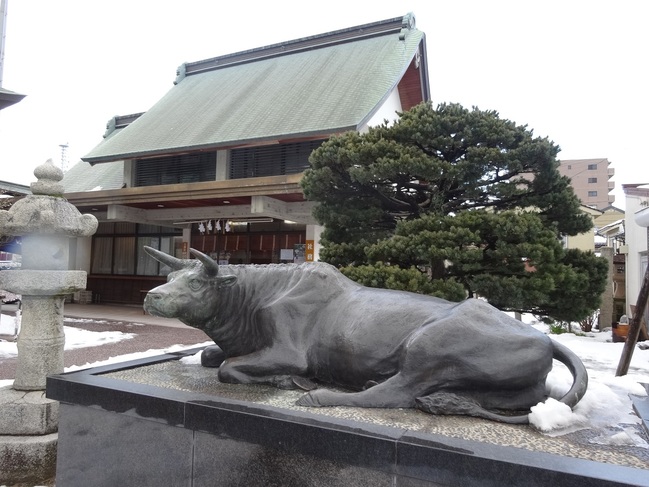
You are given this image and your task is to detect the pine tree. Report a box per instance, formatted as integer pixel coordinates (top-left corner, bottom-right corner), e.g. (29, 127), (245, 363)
(301, 102), (607, 322)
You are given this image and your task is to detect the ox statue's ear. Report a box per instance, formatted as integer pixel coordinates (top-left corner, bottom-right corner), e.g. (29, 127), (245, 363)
(190, 248), (220, 277)
(217, 275), (237, 288)
(143, 246), (186, 270)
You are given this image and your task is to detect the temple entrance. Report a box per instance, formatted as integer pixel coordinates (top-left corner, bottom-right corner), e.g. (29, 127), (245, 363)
(190, 219), (306, 265)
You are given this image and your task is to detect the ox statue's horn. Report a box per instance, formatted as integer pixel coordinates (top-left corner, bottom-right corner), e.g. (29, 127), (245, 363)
(190, 248), (220, 276)
(143, 245), (186, 270)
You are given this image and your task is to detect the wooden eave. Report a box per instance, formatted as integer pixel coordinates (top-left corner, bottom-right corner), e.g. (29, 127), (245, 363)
(64, 173), (305, 208)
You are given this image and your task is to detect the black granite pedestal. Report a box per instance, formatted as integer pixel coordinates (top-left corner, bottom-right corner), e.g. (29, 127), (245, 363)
(46, 348), (649, 487)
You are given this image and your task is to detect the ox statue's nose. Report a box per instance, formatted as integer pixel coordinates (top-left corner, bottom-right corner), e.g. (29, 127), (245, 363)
(143, 292), (164, 315)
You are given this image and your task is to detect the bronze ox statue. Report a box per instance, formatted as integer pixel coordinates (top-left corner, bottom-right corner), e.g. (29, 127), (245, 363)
(143, 247), (587, 423)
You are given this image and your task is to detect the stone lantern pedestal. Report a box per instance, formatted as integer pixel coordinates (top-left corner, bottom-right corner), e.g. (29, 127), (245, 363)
(0, 160), (97, 485)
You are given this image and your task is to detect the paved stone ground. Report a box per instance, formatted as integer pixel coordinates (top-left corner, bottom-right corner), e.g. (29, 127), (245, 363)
(0, 310), (211, 381)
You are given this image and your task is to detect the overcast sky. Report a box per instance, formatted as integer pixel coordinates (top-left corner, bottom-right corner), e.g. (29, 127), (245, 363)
(1, 0), (647, 209)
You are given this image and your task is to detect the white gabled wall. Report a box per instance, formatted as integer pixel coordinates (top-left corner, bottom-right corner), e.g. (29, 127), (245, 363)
(624, 188), (649, 317)
(359, 87), (403, 133)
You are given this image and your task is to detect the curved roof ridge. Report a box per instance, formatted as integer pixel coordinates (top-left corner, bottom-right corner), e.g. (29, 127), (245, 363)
(176, 13), (416, 82)
(83, 13), (428, 164)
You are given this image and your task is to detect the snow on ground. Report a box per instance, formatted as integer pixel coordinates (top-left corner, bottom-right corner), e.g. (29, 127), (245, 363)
(0, 311), (209, 376)
(62, 340), (214, 374)
(1, 311), (648, 447)
(0, 312), (135, 358)
(528, 321), (648, 445)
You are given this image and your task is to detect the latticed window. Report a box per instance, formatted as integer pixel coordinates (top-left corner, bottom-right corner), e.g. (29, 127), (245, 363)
(229, 140), (325, 179)
(134, 152), (217, 187)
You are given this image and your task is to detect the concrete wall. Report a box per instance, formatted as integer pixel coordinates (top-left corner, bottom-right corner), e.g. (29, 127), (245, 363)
(565, 229), (595, 252)
(565, 205), (601, 251)
(598, 247), (615, 329)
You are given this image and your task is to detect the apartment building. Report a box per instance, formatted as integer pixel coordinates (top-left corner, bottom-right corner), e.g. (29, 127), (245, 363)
(559, 158), (615, 209)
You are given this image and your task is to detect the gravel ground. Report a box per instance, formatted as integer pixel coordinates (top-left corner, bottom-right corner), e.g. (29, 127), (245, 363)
(0, 316), (211, 380)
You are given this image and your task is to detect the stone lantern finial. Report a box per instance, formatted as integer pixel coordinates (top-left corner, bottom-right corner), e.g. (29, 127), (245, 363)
(30, 159), (65, 196)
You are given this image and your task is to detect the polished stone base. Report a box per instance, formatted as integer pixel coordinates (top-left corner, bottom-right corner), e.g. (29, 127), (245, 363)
(46, 348), (649, 487)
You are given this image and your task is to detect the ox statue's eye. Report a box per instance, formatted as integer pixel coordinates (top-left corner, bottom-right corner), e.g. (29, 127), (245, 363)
(188, 278), (203, 291)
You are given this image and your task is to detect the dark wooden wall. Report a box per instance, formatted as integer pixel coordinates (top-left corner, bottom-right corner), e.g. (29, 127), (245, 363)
(86, 275), (166, 305)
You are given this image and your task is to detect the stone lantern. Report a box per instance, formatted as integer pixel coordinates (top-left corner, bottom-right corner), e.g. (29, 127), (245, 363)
(0, 160), (98, 484)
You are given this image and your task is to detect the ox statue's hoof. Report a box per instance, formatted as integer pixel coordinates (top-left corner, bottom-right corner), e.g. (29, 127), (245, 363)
(296, 391), (321, 407)
(273, 375), (316, 390)
(201, 345), (226, 368)
(296, 389), (337, 407)
(292, 376), (317, 391)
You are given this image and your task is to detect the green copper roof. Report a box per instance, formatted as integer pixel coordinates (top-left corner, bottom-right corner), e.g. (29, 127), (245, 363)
(62, 160), (124, 192)
(83, 14), (426, 164)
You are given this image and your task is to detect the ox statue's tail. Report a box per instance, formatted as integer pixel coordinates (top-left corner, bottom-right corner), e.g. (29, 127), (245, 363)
(550, 339), (589, 409)
(415, 340), (588, 424)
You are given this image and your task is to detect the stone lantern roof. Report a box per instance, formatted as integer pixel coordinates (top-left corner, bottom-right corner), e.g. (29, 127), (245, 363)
(0, 160), (97, 237)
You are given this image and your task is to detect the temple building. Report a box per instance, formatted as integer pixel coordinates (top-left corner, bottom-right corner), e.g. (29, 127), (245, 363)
(61, 13), (431, 304)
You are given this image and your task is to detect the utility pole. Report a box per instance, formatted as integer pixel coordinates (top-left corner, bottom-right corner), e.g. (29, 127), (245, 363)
(59, 142), (69, 172)
(0, 0), (25, 110)
(1, 0), (8, 87)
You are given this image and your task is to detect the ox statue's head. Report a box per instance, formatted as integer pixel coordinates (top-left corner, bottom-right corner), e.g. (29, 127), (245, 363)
(142, 246), (237, 326)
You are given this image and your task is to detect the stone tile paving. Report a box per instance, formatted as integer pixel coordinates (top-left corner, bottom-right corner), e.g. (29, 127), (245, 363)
(0, 316), (211, 380)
